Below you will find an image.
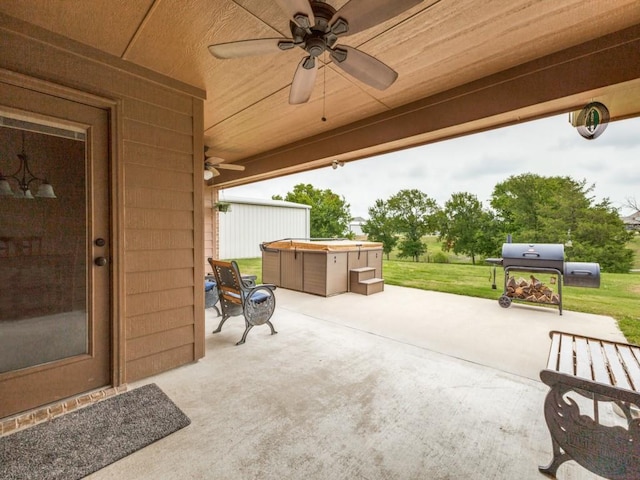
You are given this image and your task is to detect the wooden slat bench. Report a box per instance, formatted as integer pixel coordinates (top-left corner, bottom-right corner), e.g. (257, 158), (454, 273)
(539, 331), (640, 479)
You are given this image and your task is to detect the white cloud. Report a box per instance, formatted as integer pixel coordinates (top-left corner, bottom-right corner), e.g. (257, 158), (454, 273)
(225, 114), (640, 218)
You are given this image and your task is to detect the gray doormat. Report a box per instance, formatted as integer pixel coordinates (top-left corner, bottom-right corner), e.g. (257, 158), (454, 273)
(0, 383), (190, 480)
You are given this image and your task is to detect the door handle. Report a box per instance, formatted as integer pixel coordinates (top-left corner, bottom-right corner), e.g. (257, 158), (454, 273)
(94, 257), (108, 267)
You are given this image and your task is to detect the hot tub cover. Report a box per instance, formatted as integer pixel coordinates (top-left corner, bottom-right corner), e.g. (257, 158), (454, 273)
(261, 239), (382, 252)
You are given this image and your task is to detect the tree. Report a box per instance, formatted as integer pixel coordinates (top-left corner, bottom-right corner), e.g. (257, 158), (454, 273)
(438, 192), (501, 264)
(625, 197), (639, 212)
(490, 173), (593, 242)
(362, 199), (398, 259)
(273, 183), (352, 238)
(387, 189), (439, 262)
(567, 199), (634, 272)
(490, 174), (634, 272)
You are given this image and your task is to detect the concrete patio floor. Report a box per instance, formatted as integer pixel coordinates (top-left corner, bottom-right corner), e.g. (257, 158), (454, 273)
(87, 285), (626, 480)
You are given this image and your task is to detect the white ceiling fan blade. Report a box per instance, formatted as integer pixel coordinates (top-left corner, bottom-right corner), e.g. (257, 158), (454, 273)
(330, 46), (397, 90)
(204, 149), (245, 173)
(275, 0), (315, 29)
(289, 56), (317, 104)
(208, 38), (294, 59)
(331, 0), (422, 36)
(215, 163), (245, 171)
(204, 152), (226, 163)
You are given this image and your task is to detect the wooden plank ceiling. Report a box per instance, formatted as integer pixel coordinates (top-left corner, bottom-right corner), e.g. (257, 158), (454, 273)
(1, 0), (640, 187)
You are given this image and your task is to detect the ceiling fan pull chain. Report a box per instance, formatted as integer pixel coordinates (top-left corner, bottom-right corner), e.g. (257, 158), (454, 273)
(322, 52), (327, 122)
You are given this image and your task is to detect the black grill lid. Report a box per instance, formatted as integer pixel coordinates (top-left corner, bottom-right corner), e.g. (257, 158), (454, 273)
(564, 261), (601, 288)
(501, 243), (565, 269)
(501, 243), (564, 260)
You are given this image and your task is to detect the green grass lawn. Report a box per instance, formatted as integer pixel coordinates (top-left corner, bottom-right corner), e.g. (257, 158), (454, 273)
(232, 252), (640, 345)
(386, 235), (474, 263)
(628, 233), (640, 269)
(382, 261), (640, 345)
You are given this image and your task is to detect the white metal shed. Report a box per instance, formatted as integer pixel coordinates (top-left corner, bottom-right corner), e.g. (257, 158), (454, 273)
(349, 216), (367, 237)
(217, 196), (311, 259)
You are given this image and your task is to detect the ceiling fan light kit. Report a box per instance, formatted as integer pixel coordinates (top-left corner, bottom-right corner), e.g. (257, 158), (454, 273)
(208, 0), (422, 104)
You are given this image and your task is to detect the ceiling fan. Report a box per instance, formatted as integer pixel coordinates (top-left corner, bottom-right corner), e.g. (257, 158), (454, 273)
(204, 146), (245, 183)
(208, 0), (421, 104)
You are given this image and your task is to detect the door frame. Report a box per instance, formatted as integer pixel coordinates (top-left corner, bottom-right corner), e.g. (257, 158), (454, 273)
(0, 68), (125, 389)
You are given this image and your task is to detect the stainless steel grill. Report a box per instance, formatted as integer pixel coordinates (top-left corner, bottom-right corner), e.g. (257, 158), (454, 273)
(487, 243), (600, 315)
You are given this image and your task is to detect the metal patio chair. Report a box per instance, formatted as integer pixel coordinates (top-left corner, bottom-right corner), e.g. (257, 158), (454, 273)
(207, 258), (277, 345)
(204, 275), (220, 316)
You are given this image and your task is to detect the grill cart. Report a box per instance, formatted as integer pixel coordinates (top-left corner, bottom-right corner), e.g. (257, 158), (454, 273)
(486, 243), (600, 315)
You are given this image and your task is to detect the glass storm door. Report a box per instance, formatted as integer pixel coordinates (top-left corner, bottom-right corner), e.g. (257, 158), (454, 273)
(0, 82), (111, 418)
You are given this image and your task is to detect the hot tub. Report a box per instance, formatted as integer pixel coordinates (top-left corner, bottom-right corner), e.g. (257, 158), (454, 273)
(260, 239), (383, 296)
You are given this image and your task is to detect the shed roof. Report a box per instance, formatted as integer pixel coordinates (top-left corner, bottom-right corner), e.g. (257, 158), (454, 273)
(222, 196), (311, 210)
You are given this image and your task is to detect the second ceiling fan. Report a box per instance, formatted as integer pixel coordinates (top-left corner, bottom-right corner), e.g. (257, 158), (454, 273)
(204, 146), (245, 184)
(208, 0), (421, 104)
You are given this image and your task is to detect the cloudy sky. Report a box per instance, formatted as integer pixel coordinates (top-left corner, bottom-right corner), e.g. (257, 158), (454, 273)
(224, 114), (640, 219)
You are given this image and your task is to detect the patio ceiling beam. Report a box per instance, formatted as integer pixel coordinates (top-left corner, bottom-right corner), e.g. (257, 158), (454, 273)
(213, 23), (640, 189)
